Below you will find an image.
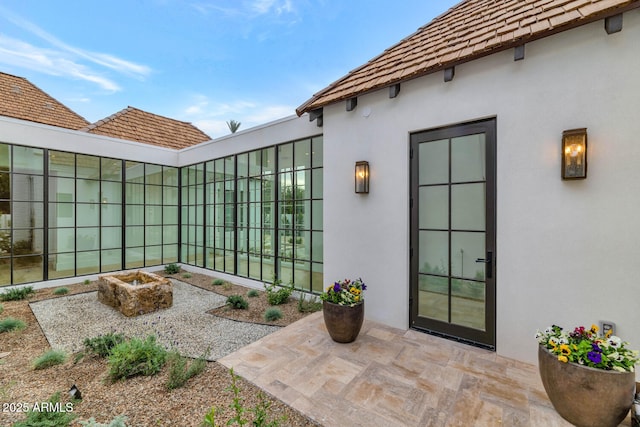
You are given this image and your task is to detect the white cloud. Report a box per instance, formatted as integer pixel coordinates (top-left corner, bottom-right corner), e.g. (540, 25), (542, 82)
(0, 35), (121, 92)
(0, 7), (151, 90)
(183, 94), (294, 138)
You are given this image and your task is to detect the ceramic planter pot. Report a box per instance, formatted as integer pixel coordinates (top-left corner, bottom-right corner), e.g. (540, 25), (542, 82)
(322, 300), (364, 343)
(538, 345), (636, 427)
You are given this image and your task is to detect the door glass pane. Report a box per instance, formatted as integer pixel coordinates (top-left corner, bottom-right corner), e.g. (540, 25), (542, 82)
(418, 230), (448, 275)
(451, 279), (486, 330)
(452, 134), (485, 183)
(418, 186), (448, 229)
(451, 183), (485, 231)
(451, 232), (485, 280)
(419, 139), (448, 185)
(418, 274), (448, 322)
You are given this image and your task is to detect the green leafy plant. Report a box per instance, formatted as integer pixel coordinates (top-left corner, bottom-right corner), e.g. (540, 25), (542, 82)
(202, 407), (217, 427)
(83, 332), (126, 358)
(212, 278), (225, 286)
(263, 279), (294, 305)
(164, 263), (180, 274)
(0, 303), (3, 314)
(53, 287), (69, 295)
(247, 289), (259, 298)
(0, 285), (35, 301)
(83, 279), (91, 285)
(264, 308), (282, 322)
(536, 324), (639, 372)
(226, 295), (249, 310)
(297, 294), (322, 313)
(182, 273), (192, 279)
(79, 415), (129, 426)
(223, 282), (233, 291)
(320, 278), (366, 307)
(12, 392), (75, 427)
(0, 317), (26, 333)
(33, 349), (67, 370)
(166, 348), (208, 390)
(107, 335), (167, 381)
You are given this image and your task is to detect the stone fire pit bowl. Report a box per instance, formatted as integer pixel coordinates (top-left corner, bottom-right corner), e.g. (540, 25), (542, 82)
(97, 270), (173, 317)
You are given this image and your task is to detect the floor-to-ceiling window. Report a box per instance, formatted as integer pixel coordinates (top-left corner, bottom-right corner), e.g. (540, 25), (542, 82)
(184, 135), (323, 292)
(0, 144), (44, 284)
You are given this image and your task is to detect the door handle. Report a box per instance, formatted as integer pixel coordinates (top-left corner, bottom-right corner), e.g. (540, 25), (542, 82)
(475, 251), (493, 279)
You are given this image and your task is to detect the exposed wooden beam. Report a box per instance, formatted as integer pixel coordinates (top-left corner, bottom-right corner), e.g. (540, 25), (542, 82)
(346, 97), (358, 111)
(514, 45), (525, 61)
(309, 108), (323, 122)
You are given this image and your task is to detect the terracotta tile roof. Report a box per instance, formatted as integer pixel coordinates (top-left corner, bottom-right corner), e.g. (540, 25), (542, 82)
(81, 106), (211, 149)
(296, 0), (640, 115)
(0, 71), (89, 129)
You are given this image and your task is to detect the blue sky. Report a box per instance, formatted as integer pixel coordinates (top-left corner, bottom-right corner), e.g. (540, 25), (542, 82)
(0, 1), (459, 139)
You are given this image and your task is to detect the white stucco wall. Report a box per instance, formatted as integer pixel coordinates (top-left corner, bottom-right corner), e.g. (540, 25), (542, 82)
(321, 9), (640, 373)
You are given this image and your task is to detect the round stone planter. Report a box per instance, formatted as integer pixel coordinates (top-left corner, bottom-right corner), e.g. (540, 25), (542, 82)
(538, 345), (636, 427)
(322, 300), (364, 343)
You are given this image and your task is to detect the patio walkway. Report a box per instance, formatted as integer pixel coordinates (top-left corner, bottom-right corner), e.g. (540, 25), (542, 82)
(219, 312), (633, 427)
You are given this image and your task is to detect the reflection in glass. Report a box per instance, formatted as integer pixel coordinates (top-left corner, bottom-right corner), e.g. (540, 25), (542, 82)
(452, 134), (485, 183)
(451, 232), (485, 280)
(418, 230), (448, 275)
(418, 274), (448, 322)
(418, 186), (448, 229)
(451, 183), (485, 231)
(419, 139), (448, 185)
(451, 279), (486, 330)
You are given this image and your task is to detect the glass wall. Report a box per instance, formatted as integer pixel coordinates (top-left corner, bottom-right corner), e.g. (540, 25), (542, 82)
(184, 136), (323, 292)
(0, 143), (181, 286)
(0, 144), (45, 284)
(0, 135), (322, 290)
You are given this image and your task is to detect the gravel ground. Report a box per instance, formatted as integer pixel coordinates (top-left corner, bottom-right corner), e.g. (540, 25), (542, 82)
(30, 280), (280, 360)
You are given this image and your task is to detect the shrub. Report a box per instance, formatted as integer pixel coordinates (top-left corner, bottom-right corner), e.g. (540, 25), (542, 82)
(107, 335), (167, 381)
(0, 303), (3, 314)
(247, 289), (259, 298)
(297, 294), (323, 313)
(222, 282), (233, 291)
(264, 308), (283, 322)
(166, 349), (208, 390)
(83, 279), (91, 285)
(182, 273), (192, 279)
(203, 368), (286, 427)
(212, 278), (225, 286)
(79, 415), (129, 427)
(12, 392), (75, 427)
(264, 279), (294, 305)
(0, 317), (26, 333)
(0, 285), (35, 301)
(226, 295), (248, 310)
(33, 349), (67, 370)
(53, 287), (69, 295)
(84, 332), (126, 358)
(164, 263), (180, 274)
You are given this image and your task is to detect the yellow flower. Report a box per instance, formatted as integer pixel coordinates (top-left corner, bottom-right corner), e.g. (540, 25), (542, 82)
(558, 355), (568, 363)
(605, 329), (613, 338)
(350, 287), (360, 295)
(591, 324), (599, 334)
(559, 344), (571, 356)
(354, 295), (360, 302)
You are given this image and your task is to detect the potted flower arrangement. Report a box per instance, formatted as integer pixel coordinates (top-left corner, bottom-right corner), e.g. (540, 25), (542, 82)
(535, 324), (639, 427)
(320, 278), (366, 343)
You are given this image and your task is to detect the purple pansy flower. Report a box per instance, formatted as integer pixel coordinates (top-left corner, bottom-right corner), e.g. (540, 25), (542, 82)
(333, 282), (341, 292)
(587, 351), (602, 364)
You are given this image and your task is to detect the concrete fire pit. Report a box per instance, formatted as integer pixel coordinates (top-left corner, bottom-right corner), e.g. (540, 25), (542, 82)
(97, 270), (173, 317)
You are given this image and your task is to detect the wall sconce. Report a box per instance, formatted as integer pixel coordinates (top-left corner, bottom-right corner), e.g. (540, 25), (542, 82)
(562, 128), (587, 180)
(355, 161), (369, 194)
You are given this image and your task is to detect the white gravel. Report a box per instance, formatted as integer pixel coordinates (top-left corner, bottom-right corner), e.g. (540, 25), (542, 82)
(29, 280), (280, 360)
